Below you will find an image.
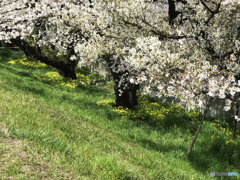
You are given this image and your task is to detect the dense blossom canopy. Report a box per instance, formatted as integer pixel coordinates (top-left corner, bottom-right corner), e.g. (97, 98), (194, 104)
(1, 0), (240, 113)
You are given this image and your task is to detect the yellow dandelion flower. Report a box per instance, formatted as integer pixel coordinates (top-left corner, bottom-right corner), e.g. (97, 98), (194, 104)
(8, 60), (17, 64)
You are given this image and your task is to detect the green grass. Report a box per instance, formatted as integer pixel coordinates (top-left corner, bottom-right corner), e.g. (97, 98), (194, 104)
(0, 48), (239, 179)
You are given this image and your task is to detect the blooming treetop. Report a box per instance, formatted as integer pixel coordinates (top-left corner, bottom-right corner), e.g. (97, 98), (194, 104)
(42, 0), (240, 112)
(1, 0), (240, 115)
(0, 0), (83, 48)
(29, 0), (164, 95)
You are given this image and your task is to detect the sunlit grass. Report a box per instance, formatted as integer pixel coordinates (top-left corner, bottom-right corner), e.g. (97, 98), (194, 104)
(0, 49), (239, 179)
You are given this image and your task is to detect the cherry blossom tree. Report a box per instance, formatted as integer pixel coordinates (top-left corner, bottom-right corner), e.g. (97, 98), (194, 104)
(24, 0), (157, 109)
(34, 0), (240, 153)
(1, 0), (240, 154)
(107, 0), (240, 153)
(0, 0), (88, 79)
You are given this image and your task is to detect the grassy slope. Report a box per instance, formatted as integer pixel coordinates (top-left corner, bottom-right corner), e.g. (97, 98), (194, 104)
(0, 49), (239, 179)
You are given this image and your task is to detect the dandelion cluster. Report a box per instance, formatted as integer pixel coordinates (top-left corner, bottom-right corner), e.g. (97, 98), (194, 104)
(8, 58), (48, 68)
(210, 119), (239, 146)
(8, 58), (94, 89)
(97, 97), (187, 125)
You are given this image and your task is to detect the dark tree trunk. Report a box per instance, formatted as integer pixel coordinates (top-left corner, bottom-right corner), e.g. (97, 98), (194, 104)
(103, 54), (139, 110)
(113, 79), (139, 110)
(57, 60), (77, 79)
(10, 37), (77, 80)
(168, 0), (181, 25)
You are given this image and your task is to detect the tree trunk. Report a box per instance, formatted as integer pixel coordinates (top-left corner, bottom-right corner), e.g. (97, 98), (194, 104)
(103, 54), (139, 110)
(113, 80), (139, 110)
(57, 60), (77, 79)
(168, 0), (181, 25)
(187, 97), (213, 155)
(10, 37), (77, 80)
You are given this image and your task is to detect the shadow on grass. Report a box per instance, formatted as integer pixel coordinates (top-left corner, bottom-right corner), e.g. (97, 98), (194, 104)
(107, 101), (239, 175)
(186, 141), (239, 174)
(0, 65), (114, 114)
(0, 50), (25, 62)
(17, 71), (33, 77)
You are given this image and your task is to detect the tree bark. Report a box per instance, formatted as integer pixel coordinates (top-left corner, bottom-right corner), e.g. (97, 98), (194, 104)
(113, 79), (139, 110)
(103, 54), (139, 110)
(187, 97), (213, 155)
(56, 60), (77, 79)
(168, 0), (181, 25)
(10, 37), (77, 80)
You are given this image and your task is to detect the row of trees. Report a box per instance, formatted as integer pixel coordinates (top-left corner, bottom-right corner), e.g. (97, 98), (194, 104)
(1, 0), (240, 154)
